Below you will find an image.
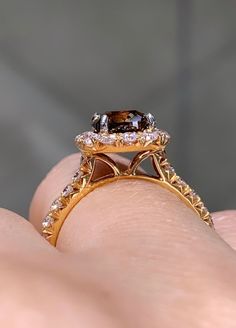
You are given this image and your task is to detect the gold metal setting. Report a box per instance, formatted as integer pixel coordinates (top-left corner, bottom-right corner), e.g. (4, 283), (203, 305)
(42, 112), (213, 246)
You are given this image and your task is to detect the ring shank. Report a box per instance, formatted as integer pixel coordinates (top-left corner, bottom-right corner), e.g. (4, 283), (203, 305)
(45, 174), (213, 246)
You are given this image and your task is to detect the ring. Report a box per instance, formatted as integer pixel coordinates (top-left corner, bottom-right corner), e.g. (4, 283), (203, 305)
(42, 110), (213, 246)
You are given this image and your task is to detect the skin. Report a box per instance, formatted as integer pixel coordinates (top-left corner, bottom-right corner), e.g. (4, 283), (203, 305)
(0, 153), (236, 328)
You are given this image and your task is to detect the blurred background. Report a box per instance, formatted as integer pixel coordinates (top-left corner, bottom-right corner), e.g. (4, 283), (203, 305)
(0, 0), (235, 217)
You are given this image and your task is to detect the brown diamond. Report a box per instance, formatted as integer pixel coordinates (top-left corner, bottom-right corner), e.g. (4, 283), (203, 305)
(92, 110), (149, 133)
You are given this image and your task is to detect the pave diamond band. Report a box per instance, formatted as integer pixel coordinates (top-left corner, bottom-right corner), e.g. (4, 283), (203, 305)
(42, 110), (213, 246)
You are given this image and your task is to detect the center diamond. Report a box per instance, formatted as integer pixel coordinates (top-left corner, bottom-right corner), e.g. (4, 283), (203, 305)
(93, 110), (150, 133)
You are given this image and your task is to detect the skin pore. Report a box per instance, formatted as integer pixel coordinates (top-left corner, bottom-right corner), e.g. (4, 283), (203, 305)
(0, 153), (236, 328)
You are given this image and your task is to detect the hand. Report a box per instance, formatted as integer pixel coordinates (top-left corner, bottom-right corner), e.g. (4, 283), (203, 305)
(0, 153), (236, 328)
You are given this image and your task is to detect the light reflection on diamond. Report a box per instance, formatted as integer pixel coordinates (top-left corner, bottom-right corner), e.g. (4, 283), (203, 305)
(62, 185), (74, 197)
(42, 216), (54, 229)
(123, 132), (137, 144)
(51, 199), (63, 211)
(73, 171), (82, 182)
(98, 134), (116, 145)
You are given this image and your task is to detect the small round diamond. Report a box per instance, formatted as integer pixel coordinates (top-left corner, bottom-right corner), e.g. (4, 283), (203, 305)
(42, 216), (54, 229)
(51, 199), (63, 211)
(168, 166), (175, 175)
(76, 132), (98, 147)
(84, 137), (93, 146)
(123, 132), (137, 144)
(144, 133), (153, 142)
(159, 131), (170, 145)
(98, 133), (117, 145)
(73, 171), (82, 182)
(177, 179), (186, 187)
(189, 190), (197, 198)
(139, 130), (159, 144)
(165, 132), (170, 141)
(62, 185), (74, 197)
(201, 207), (209, 216)
(75, 134), (82, 143)
(177, 179), (189, 191)
(151, 129), (160, 139)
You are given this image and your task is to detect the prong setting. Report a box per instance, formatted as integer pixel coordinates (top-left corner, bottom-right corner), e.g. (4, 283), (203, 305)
(91, 112), (101, 132)
(145, 113), (156, 129)
(100, 114), (109, 133)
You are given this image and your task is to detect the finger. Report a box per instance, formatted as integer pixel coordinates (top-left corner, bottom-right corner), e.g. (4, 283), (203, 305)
(212, 210), (236, 250)
(29, 153), (236, 321)
(0, 208), (55, 254)
(29, 153), (236, 327)
(0, 210), (122, 328)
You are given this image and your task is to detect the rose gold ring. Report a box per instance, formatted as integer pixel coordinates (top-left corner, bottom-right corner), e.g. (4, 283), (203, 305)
(42, 109), (213, 246)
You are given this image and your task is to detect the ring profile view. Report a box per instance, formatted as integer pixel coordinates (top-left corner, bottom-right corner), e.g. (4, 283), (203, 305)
(42, 110), (213, 246)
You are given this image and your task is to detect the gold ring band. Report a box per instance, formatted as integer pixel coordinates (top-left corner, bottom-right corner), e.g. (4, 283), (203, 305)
(42, 110), (213, 246)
